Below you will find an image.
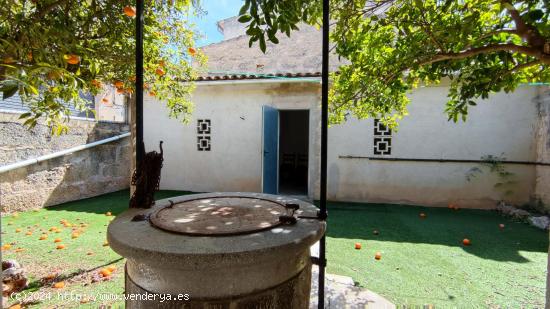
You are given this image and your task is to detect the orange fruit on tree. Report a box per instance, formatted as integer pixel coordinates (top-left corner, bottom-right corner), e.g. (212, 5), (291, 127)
(374, 252), (382, 260)
(354, 243), (362, 250)
(66, 54), (80, 65)
(188, 47), (197, 55)
(54, 238), (62, 243)
(103, 241), (109, 247)
(159, 60), (166, 67)
(39, 235), (48, 240)
(123, 6), (136, 17)
(56, 244), (65, 250)
(25, 231), (32, 236)
(15, 228), (21, 233)
(155, 67), (165, 76)
(114, 80), (124, 88)
(71, 233), (79, 239)
(149, 91), (156, 97)
(91, 79), (102, 88)
(53, 281), (65, 289)
(462, 238), (471, 246)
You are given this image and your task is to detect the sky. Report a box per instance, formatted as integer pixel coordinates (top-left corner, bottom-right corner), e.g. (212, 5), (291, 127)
(190, 0), (244, 46)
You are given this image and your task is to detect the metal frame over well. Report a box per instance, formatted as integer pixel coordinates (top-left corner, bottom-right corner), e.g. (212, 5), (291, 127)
(133, 1), (330, 307)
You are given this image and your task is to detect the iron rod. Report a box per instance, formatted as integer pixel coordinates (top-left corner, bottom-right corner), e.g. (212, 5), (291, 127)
(0, 132), (130, 174)
(339, 156), (550, 166)
(318, 0), (330, 307)
(135, 0), (144, 171)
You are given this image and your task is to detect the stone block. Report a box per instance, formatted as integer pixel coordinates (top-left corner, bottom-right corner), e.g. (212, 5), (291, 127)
(529, 216), (550, 230)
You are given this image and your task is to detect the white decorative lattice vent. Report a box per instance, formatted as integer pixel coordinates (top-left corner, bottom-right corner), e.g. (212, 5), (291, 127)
(197, 119), (211, 151)
(373, 119), (391, 155)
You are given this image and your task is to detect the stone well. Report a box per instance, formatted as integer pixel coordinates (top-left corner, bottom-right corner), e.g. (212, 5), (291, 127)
(107, 192), (325, 308)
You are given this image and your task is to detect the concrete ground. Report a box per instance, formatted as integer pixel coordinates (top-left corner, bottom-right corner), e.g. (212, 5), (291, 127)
(309, 266), (395, 309)
(310, 243), (395, 309)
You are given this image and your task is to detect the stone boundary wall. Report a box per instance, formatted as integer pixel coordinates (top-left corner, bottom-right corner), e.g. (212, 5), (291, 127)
(0, 112), (131, 213)
(535, 88), (550, 213)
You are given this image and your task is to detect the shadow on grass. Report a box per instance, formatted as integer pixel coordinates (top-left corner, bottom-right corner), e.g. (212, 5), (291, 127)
(323, 201), (548, 263)
(44, 191), (547, 263)
(44, 190), (195, 216)
(25, 258), (124, 292)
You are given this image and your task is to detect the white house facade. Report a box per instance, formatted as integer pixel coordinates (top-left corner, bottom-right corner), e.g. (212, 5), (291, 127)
(143, 17), (550, 210)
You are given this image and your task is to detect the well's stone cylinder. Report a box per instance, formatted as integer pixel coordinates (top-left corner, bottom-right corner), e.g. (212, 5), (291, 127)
(107, 192), (325, 308)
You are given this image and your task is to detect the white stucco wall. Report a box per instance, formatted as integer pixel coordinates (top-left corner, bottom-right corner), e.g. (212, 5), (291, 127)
(328, 86), (540, 208)
(144, 81), (321, 196)
(144, 81), (546, 209)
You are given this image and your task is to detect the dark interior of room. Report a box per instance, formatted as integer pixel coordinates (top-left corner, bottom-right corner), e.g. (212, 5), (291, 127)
(278, 110), (309, 195)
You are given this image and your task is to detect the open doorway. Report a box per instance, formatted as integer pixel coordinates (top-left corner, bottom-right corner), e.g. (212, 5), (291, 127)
(278, 110), (309, 195)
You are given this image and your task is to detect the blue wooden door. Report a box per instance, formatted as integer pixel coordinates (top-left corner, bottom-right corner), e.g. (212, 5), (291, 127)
(262, 106), (279, 194)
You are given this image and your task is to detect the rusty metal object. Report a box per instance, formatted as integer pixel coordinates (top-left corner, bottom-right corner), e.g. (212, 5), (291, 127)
(149, 196), (298, 236)
(2, 260), (27, 300)
(129, 141), (164, 209)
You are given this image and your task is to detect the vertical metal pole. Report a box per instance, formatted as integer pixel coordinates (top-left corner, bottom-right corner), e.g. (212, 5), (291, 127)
(135, 0), (144, 171)
(318, 0), (329, 308)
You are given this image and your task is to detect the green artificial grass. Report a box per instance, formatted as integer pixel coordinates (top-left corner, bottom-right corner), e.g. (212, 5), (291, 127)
(325, 202), (548, 308)
(1, 191), (548, 308)
(1, 190), (190, 308)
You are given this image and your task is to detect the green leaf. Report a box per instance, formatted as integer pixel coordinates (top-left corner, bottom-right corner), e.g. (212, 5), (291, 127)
(2, 86), (18, 100)
(268, 34), (279, 44)
(259, 35), (266, 53)
(238, 15), (252, 23)
(239, 0), (250, 16)
(526, 9), (544, 22)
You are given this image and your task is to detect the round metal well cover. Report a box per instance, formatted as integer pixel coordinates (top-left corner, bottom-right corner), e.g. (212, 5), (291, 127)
(149, 197), (289, 236)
